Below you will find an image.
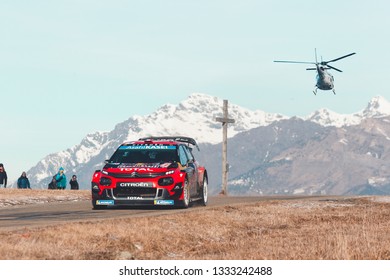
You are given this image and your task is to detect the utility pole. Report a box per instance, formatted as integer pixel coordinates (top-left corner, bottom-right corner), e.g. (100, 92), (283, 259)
(215, 99), (235, 195)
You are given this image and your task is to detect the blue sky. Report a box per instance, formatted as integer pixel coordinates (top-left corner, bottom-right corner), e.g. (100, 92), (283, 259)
(1, 0), (389, 183)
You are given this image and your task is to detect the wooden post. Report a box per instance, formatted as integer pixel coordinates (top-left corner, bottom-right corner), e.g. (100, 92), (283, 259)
(215, 100), (235, 195)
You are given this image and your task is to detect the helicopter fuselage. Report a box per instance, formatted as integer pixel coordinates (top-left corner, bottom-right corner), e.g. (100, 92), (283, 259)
(316, 66), (334, 90)
(274, 50), (355, 95)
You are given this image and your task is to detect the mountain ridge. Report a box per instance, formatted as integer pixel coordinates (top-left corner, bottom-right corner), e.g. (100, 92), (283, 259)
(22, 93), (390, 194)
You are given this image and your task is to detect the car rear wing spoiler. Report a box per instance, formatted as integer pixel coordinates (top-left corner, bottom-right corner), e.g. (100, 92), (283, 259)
(139, 136), (200, 151)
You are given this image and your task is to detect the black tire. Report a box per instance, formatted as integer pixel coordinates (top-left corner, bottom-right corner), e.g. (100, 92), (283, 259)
(200, 176), (208, 206)
(180, 178), (190, 209)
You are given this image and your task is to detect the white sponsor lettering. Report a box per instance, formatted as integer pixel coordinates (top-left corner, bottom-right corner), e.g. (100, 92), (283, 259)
(119, 182), (153, 187)
(154, 200), (174, 205)
(96, 200), (114, 205)
(121, 145), (173, 150)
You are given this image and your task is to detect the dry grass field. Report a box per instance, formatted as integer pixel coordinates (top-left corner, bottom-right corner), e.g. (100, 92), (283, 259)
(1, 189), (390, 260)
(0, 189), (90, 207)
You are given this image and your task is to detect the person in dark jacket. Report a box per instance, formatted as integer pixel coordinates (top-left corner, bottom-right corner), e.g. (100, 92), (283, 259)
(17, 172), (31, 189)
(69, 175), (79, 190)
(0, 163), (7, 188)
(48, 177), (57, 189)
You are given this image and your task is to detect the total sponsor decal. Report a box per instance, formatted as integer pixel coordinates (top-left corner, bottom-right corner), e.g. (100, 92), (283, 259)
(154, 200), (174, 205)
(119, 167), (155, 172)
(96, 200), (114, 205)
(127, 197), (143, 200)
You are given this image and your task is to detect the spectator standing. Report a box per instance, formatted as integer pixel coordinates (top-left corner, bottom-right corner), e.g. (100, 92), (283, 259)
(55, 167), (67, 190)
(48, 177), (57, 189)
(0, 163), (7, 188)
(69, 175), (79, 190)
(17, 172), (31, 189)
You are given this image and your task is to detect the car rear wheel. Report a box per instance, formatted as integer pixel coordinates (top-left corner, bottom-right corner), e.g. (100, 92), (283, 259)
(200, 176), (208, 206)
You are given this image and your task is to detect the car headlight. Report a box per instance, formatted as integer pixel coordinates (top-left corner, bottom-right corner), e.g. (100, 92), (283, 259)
(165, 170), (175, 175)
(158, 177), (174, 186)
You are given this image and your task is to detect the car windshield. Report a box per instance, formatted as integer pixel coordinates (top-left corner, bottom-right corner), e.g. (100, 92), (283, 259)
(108, 145), (179, 164)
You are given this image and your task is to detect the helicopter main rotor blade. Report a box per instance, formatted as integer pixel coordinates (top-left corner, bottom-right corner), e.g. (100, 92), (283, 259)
(306, 67), (317, 71)
(324, 52), (356, 63)
(326, 64), (343, 72)
(274, 60), (315, 64)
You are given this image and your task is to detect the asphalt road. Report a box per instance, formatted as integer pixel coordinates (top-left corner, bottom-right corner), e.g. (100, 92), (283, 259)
(0, 196), (321, 232)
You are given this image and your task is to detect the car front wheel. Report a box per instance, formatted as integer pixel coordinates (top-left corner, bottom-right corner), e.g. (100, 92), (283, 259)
(180, 178), (190, 208)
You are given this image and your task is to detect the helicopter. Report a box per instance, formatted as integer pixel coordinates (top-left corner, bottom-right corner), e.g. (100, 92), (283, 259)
(274, 50), (356, 95)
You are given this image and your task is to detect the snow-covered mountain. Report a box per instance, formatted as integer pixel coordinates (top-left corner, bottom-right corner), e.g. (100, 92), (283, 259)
(306, 96), (390, 127)
(225, 116), (390, 196)
(24, 93), (390, 190)
(119, 93), (288, 144)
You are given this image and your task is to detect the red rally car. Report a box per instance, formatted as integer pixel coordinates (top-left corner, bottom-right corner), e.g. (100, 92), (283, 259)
(91, 136), (208, 209)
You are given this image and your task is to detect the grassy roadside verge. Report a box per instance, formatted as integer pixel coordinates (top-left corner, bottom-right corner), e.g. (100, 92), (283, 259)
(0, 191), (389, 260)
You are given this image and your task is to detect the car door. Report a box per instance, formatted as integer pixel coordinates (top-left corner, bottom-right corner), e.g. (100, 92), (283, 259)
(178, 145), (196, 196)
(183, 145), (199, 196)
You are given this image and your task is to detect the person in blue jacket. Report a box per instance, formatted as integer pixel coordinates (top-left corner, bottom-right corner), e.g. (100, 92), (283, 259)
(17, 172), (31, 189)
(55, 167), (67, 190)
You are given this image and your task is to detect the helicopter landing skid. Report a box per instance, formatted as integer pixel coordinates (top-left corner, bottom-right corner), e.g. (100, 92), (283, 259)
(313, 88), (336, 95)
